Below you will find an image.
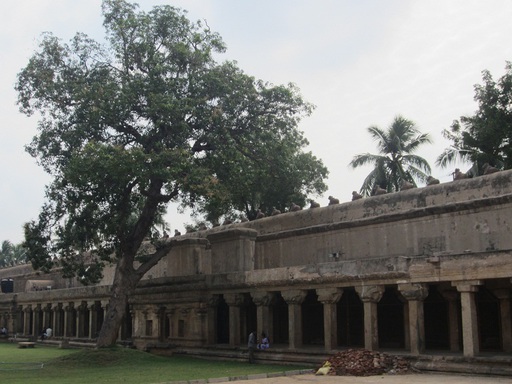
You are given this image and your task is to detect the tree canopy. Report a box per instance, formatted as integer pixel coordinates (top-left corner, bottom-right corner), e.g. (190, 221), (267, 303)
(186, 133), (328, 223)
(349, 115), (432, 196)
(15, 0), (323, 346)
(437, 62), (512, 175)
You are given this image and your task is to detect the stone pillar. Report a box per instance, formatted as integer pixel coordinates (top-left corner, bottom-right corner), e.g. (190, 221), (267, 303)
(77, 301), (88, 338)
(157, 307), (166, 341)
(281, 289), (308, 350)
(398, 283), (428, 355)
(33, 304), (43, 338)
(88, 301), (99, 339)
(53, 303), (63, 337)
(23, 305), (32, 336)
(206, 296), (220, 345)
(195, 305), (207, 343)
(493, 289), (512, 353)
(440, 290), (461, 352)
(251, 291), (276, 344)
(42, 304), (52, 330)
(355, 285), (384, 351)
(316, 288), (343, 351)
(224, 293), (244, 347)
(166, 308), (176, 339)
(453, 280), (482, 357)
(64, 302), (75, 338)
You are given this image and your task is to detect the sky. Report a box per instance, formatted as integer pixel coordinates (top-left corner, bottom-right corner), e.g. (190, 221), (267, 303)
(1, 0), (512, 244)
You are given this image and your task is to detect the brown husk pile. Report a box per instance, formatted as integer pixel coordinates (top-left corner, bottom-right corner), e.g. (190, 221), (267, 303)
(318, 349), (412, 376)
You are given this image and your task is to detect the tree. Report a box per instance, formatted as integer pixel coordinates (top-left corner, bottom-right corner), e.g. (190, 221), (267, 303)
(15, 0), (315, 347)
(437, 62), (512, 175)
(349, 115), (432, 196)
(186, 135), (328, 222)
(0, 240), (27, 267)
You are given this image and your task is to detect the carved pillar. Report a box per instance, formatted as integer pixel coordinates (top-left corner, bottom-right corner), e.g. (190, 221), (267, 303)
(16, 305), (24, 335)
(77, 301), (88, 338)
(157, 306), (166, 341)
(23, 305), (32, 336)
(224, 293), (244, 347)
(64, 302), (75, 337)
(398, 283), (428, 355)
(281, 289), (308, 350)
(453, 280), (482, 357)
(355, 285), (384, 351)
(251, 291), (276, 344)
(316, 288), (343, 351)
(88, 301), (99, 339)
(166, 308), (177, 339)
(33, 304), (43, 337)
(195, 305), (207, 343)
(101, 300), (109, 336)
(53, 303), (63, 337)
(206, 296), (220, 344)
(493, 289), (512, 352)
(42, 304), (52, 331)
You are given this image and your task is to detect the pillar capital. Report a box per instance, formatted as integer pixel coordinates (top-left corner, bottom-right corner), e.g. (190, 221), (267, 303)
(223, 293), (245, 307)
(251, 291), (276, 306)
(452, 280), (483, 293)
(398, 283), (428, 301)
(206, 295), (220, 307)
(355, 285), (384, 303)
(316, 288), (343, 304)
(281, 289), (308, 305)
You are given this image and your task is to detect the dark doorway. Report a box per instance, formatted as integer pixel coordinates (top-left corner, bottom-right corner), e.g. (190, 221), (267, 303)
(378, 287), (405, 349)
(477, 287), (501, 351)
(337, 288), (364, 347)
(216, 295), (229, 344)
(272, 293), (288, 344)
(424, 285), (450, 350)
(241, 293), (257, 343)
(121, 303), (132, 340)
(302, 290), (324, 346)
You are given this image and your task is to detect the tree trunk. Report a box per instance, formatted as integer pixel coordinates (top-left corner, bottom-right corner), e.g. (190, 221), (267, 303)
(96, 257), (140, 348)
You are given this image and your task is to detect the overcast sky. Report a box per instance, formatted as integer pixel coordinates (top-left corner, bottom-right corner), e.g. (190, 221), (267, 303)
(2, 0), (512, 244)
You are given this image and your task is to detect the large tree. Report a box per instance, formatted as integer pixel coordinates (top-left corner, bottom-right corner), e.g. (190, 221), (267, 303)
(16, 0), (316, 347)
(349, 115), (432, 196)
(186, 135), (328, 223)
(437, 61), (512, 175)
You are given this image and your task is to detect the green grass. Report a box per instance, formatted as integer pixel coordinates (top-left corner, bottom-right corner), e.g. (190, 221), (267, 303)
(0, 343), (308, 384)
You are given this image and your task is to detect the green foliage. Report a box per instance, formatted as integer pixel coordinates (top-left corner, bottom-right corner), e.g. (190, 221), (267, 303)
(437, 62), (512, 175)
(349, 115), (432, 196)
(15, 0), (320, 286)
(0, 240), (27, 267)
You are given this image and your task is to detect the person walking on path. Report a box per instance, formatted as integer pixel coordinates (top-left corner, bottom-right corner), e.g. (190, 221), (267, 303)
(247, 331), (257, 363)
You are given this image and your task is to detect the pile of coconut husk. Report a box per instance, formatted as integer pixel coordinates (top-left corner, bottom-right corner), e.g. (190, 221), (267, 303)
(316, 349), (412, 376)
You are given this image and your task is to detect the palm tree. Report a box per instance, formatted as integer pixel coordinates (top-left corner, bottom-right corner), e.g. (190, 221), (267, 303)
(349, 115), (432, 196)
(0, 240), (27, 267)
(0, 240), (14, 268)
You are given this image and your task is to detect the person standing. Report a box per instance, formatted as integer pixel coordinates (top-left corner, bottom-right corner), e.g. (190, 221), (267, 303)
(247, 331), (257, 363)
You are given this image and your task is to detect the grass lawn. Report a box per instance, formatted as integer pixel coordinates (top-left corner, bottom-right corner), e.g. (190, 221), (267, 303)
(0, 343), (309, 384)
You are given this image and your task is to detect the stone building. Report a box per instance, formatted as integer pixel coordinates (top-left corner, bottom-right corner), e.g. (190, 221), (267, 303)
(1, 170), (512, 372)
